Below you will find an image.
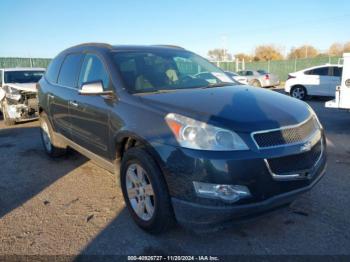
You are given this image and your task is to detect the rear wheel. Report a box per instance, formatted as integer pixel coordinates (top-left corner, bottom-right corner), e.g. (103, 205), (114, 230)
(120, 147), (175, 234)
(40, 112), (66, 157)
(290, 85), (307, 100)
(252, 80), (261, 87)
(1, 102), (16, 126)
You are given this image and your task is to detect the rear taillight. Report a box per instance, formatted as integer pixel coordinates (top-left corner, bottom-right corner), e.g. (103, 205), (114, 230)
(287, 74), (296, 80)
(265, 74), (269, 80)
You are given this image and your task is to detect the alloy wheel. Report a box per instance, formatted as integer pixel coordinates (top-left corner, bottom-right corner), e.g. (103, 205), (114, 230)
(125, 163), (155, 221)
(292, 87), (305, 99)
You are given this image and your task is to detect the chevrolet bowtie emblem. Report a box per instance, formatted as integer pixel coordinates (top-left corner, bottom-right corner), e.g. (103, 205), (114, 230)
(300, 141), (312, 152)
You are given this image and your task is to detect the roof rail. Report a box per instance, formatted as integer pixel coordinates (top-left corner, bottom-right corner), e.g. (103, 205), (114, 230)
(152, 45), (185, 49)
(69, 42), (113, 49)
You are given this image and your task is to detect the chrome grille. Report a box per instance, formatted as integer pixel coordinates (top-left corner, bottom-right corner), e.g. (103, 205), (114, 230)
(252, 116), (319, 149)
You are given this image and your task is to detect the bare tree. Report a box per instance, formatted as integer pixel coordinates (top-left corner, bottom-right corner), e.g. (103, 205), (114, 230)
(207, 49), (233, 61)
(328, 43), (344, 56)
(288, 45), (318, 59)
(254, 45), (283, 61)
(344, 42), (350, 53)
(234, 53), (252, 62)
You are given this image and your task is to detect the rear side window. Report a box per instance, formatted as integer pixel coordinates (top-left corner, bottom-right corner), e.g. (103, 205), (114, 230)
(45, 55), (64, 83)
(78, 54), (110, 89)
(57, 53), (84, 88)
(257, 70), (268, 75)
(305, 67), (329, 76)
(332, 67), (343, 77)
(0, 70), (3, 87)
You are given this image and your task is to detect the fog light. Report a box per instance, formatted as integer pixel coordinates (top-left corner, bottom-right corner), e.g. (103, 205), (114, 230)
(193, 181), (251, 203)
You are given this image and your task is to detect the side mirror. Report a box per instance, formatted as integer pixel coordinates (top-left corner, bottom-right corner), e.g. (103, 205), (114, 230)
(79, 81), (113, 96)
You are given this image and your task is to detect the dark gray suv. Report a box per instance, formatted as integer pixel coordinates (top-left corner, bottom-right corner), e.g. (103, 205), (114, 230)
(38, 43), (327, 233)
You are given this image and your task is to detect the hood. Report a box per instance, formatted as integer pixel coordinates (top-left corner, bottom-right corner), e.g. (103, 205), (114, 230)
(5, 83), (37, 93)
(139, 86), (311, 133)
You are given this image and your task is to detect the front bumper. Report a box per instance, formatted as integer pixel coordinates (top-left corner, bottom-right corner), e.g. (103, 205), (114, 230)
(151, 133), (327, 225)
(172, 164), (326, 226)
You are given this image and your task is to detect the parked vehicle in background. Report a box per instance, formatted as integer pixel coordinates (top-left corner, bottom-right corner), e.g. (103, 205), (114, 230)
(285, 64), (342, 100)
(0, 68), (45, 125)
(237, 70), (280, 88)
(326, 53), (350, 110)
(38, 43), (326, 233)
(225, 71), (248, 85)
(195, 72), (241, 85)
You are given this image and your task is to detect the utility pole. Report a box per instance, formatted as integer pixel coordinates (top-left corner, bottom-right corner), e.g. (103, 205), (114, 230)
(305, 45), (308, 59)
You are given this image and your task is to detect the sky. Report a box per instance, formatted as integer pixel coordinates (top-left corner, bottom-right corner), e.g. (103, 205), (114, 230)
(1, 0), (350, 58)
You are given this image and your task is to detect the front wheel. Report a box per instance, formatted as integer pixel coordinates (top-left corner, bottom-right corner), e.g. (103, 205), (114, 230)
(120, 147), (175, 234)
(1, 102), (16, 126)
(290, 85), (307, 100)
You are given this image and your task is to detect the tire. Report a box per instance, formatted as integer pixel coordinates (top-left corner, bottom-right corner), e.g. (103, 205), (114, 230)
(120, 147), (175, 234)
(1, 102), (16, 126)
(290, 85), (307, 100)
(252, 80), (261, 87)
(39, 112), (66, 157)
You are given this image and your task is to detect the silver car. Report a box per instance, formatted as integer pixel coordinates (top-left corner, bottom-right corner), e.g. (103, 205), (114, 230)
(238, 70), (280, 88)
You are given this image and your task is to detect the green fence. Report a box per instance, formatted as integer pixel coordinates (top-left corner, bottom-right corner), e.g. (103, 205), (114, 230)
(0, 57), (51, 69)
(217, 56), (341, 81)
(0, 56), (342, 81)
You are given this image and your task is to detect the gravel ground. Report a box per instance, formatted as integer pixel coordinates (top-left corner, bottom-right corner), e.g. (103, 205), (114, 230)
(0, 94), (349, 257)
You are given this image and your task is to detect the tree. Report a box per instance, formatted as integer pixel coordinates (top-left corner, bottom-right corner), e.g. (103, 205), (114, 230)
(288, 45), (318, 59)
(253, 45), (283, 61)
(344, 42), (350, 53)
(328, 43), (343, 56)
(207, 49), (232, 61)
(234, 53), (252, 62)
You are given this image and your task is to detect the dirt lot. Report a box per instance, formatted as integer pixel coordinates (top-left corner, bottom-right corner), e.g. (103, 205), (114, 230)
(0, 95), (350, 257)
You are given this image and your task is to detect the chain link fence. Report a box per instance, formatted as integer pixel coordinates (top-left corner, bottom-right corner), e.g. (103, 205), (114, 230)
(0, 57), (51, 69)
(216, 56), (341, 81)
(0, 56), (342, 81)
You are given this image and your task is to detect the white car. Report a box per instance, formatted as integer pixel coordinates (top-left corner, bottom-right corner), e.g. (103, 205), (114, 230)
(0, 67), (45, 125)
(285, 64), (343, 100)
(224, 71), (249, 85)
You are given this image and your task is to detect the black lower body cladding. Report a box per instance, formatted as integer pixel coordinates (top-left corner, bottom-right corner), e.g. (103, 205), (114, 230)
(150, 135), (327, 226)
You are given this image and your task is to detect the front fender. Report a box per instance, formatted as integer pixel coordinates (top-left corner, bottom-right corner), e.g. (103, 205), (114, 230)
(0, 88), (5, 102)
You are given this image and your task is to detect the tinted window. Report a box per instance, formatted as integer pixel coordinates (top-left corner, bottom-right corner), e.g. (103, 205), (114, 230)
(257, 70), (268, 75)
(57, 53), (84, 88)
(78, 54), (109, 89)
(4, 71), (44, 83)
(246, 71), (254, 76)
(332, 67), (343, 77)
(0, 70), (2, 87)
(305, 67), (329, 76)
(45, 55), (64, 83)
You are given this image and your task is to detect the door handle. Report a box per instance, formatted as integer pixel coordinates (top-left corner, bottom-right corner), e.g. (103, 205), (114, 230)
(69, 101), (79, 107)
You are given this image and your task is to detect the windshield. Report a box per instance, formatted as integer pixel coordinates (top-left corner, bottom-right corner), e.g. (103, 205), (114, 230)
(4, 70), (44, 84)
(113, 50), (234, 94)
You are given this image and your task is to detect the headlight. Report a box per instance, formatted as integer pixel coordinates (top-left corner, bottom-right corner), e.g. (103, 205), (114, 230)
(165, 113), (249, 151)
(307, 105), (322, 129)
(5, 86), (21, 101)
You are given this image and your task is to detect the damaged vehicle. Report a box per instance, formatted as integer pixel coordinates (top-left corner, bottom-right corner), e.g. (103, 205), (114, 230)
(0, 68), (45, 125)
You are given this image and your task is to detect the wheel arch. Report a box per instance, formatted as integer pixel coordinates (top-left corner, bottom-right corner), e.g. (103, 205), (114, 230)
(113, 131), (165, 169)
(290, 84), (308, 94)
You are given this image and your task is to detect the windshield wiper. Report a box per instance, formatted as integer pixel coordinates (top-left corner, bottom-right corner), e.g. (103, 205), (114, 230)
(202, 82), (234, 89)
